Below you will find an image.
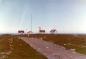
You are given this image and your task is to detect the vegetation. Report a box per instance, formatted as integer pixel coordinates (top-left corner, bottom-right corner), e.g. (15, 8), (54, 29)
(29, 34), (86, 55)
(0, 34), (47, 59)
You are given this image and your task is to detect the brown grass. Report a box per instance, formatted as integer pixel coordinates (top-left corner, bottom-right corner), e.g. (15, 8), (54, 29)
(29, 34), (86, 55)
(0, 34), (47, 59)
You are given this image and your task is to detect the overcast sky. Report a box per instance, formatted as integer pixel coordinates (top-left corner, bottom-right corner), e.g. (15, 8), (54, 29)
(0, 0), (86, 33)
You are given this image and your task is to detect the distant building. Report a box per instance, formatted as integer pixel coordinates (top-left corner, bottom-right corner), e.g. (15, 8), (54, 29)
(39, 30), (45, 34)
(50, 29), (57, 34)
(27, 31), (33, 34)
(38, 26), (45, 34)
(18, 30), (24, 34)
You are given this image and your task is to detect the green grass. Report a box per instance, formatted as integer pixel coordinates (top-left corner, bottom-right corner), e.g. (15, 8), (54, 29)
(0, 34), (47, 59)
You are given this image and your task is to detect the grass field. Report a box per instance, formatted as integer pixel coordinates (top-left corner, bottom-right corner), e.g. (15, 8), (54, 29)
(0, 34), (47, 59)
(29, 34), (86, 55)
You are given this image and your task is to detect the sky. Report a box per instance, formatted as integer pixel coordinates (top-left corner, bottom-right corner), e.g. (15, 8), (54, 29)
(0, 0), (86, 33)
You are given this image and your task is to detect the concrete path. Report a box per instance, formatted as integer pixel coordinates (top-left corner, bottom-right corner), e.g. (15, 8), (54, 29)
(21, 37), (86, 59)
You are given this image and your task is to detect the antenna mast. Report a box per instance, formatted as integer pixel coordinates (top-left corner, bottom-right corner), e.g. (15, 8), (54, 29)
(31, 14), (32, 31)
